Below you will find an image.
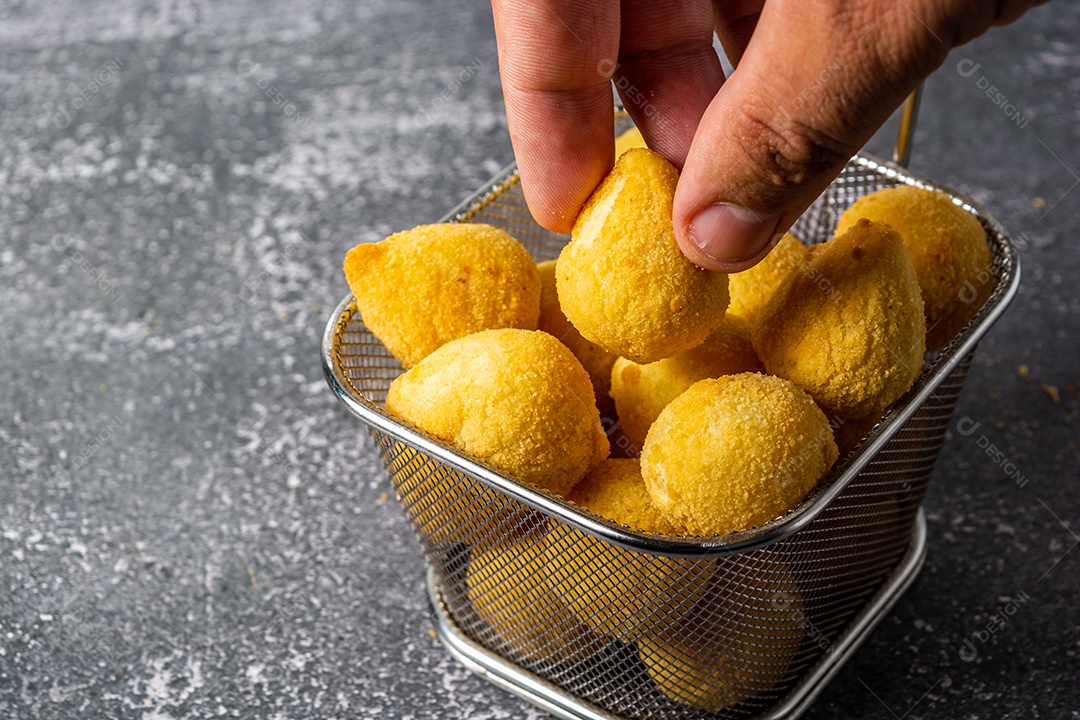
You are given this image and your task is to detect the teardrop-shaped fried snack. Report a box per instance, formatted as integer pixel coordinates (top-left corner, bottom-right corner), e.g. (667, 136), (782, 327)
(542, 459), (710, 642)
(386, 329), (609, 498)
(537, 259), (617, 419)
(753, 219), (926, 418)
(835, 185), (993, 350)
(641, 374), (838, 536)
(556, 148), (730, 364)
(726, 233), (808, 325)
(344, 223), (540, 367)
(637, 550), (805, 712)
(610, 315), (763, 450)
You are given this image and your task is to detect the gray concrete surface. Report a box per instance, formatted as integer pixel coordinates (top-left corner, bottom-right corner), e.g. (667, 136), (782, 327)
(1, 1), (1077, 718)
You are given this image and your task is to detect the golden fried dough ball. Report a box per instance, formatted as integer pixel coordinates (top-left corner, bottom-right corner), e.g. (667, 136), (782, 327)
(386, 329), (609, 498)
(564, 458), (681, 533)
(610, 315), (763, 450)
(637, 550), (805, 712)
(614, 125), (647, 157)
(726, 233), (808, 325)
(556, 149), (730, 364)
(344, 223), (540, 367)
(387, 443), (545, 549)
(537, 259), (618, 418)
(467, 539), (606, 666)
(641, 374), (838, 536)
(543, 459), (710, 642)
(836, 185), (993, 350)
(753, 219), (926, 418)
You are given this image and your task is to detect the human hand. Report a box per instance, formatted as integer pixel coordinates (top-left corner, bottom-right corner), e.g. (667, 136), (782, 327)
(491, 0), (1043, 271)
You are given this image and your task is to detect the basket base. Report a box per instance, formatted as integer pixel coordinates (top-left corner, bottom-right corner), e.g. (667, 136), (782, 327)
(426, 510), (928, 720)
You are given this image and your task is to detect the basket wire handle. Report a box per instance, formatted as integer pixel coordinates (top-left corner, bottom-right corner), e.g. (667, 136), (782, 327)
(892, 85), (922, 168)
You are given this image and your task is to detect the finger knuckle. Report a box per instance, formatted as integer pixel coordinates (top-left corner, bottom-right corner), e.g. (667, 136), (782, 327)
(736, 106), (855, 190)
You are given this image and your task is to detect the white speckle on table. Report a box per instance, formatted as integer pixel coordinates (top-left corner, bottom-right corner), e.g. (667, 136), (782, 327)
(246, 663), (267, 684)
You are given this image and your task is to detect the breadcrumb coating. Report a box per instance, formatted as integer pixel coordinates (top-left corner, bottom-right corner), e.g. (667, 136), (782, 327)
(565, 458), (680, 533)
(344, 223), (539, 368)
(537, 259), (617, 418)
(753, 219), (926, 418)
(726, 233), (808, 325)
(610, 315), (763, 450)
(386, 329), (609, 498)
(641, 374), (838, 536)
(836, 186), (992, 350)
(556, 149), (729, 364)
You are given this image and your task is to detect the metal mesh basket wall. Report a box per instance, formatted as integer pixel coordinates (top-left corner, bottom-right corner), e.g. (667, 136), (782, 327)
(323, 129), (1019, 720)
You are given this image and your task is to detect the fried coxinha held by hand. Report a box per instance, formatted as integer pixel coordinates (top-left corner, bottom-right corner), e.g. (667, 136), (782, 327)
(490, 0), (1045, 272)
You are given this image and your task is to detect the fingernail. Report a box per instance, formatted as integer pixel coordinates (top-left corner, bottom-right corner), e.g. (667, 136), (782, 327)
(687, 203), (780, 262)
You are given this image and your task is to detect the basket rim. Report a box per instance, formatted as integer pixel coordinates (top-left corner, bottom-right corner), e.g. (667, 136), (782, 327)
(321, 150), (1021, 559)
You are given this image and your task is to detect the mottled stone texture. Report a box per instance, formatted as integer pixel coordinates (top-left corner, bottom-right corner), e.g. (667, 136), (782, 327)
(1, 2), (1077, 718)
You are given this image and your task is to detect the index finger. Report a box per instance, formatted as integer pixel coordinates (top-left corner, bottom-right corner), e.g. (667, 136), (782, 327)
(492, 0), (620, 233)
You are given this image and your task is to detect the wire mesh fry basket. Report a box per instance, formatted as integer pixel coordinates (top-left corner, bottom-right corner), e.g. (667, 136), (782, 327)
(322, 116), (1020, 719)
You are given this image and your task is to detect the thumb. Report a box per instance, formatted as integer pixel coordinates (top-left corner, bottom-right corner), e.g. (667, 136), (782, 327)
(673, 0), (987, 272)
